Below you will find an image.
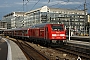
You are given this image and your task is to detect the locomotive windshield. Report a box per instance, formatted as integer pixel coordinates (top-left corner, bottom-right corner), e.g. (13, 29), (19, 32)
(51, 25), (64, 31)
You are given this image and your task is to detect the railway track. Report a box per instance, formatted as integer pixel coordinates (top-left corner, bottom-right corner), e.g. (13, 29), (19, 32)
(6, 37), (78, 60)
(54, 44), (90, 60)
(5, 36), (90, 60)
(69, 36), (90, 42)
(15, 39), (49, 60)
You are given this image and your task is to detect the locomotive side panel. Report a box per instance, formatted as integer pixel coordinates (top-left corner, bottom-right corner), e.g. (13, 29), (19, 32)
(39, 28), (44, 38)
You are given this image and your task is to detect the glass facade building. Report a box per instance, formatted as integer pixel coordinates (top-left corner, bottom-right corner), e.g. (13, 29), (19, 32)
(25, 6), (86, 32)
(2, 6), (87, 34)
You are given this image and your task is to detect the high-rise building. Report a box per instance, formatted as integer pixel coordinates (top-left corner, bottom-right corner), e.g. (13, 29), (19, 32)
(25, 6), (86, 31)
(2, 12), (25, 29)
(2, 6), (87, 33)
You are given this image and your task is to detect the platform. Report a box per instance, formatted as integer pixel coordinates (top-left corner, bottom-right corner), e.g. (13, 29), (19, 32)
(67, 36), (90, 42)
(0, 37), (27, 60)
(0, 37), (8, 60)
(67, 40), (90, 48)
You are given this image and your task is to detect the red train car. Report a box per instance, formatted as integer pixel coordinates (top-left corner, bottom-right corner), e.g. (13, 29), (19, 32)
(30, 23), (66, 45)
(4, 23), (66, 45)
(4, 28), (30, 39)
(13, 28), (30, 39)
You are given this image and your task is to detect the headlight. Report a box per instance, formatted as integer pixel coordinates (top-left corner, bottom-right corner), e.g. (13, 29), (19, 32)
(60, 34), (65, 36)
(52, 34), (56, 36)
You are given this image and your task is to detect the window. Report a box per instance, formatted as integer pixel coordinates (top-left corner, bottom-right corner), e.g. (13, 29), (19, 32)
(51, 25), (64, 31)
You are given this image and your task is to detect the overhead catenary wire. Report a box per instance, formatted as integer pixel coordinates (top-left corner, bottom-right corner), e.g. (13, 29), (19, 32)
(29, 0), (40, 11)
(49, 0), (70, 7)
(25, 0), (30, 5)
(28, 0), (51, 11)
(20, 0), (51, 12)
(72, 4), (84, 10)
(19, 0), (90, 13)
(86, 2), (90, 9)
(42, 0), (50, 7)
(71, 2), (90, 10)
(48, 0), (89, 11)
(48, 0), (50, 3)
(22, 0), (40, 11)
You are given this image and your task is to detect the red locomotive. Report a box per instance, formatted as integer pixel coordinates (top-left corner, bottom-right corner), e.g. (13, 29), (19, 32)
(4, 23), (66, 45)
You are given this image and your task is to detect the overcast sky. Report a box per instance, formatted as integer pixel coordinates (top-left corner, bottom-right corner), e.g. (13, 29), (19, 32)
(0, 0), (90, 20)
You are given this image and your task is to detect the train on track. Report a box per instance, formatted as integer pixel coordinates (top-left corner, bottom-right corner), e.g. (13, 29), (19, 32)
(4, 23), (66, 46)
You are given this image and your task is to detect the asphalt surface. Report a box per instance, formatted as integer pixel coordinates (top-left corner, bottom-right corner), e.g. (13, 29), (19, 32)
(0, 38), (8, 60)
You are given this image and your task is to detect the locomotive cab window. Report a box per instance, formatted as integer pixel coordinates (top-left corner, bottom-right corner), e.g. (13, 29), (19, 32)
(51, 25), (64, 31)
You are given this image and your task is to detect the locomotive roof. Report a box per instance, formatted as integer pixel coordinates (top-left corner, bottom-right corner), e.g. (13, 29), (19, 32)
(31, 23), (63, 28)
(31, 23), (48, 28)
(4, 28), (29, 31)
(4, 23), (63, 31)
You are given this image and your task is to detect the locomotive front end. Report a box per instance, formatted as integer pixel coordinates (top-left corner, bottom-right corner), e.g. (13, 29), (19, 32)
(49, 24), (66, 44)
